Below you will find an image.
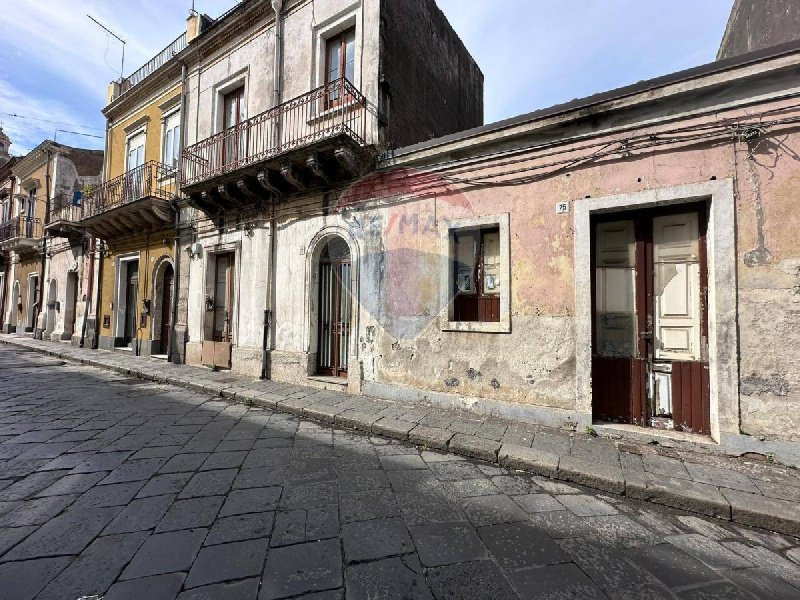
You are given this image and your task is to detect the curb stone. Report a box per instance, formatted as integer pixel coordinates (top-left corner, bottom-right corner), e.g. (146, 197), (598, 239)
(1, 336), (799, 538)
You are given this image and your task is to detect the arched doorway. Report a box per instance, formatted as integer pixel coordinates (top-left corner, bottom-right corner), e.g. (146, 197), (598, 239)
(158, 263), (174, 354)
(316, 236), (352, 377)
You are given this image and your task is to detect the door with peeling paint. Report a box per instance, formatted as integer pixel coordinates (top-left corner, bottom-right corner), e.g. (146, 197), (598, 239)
(591, 204), (710, 434)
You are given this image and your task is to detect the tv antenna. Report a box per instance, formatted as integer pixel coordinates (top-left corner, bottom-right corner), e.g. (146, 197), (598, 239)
(87, 15), (126, 79)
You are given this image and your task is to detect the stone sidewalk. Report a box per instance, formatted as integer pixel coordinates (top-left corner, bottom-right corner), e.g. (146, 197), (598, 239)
(3, 334), (800, 537)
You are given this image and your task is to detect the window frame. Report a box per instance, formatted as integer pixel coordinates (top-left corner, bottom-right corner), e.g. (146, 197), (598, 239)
(161, 108), (181, 169)
(440, 213), (511, 333)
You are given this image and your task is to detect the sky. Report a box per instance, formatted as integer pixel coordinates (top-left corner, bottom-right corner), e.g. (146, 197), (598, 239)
(0, 0), (733, 155)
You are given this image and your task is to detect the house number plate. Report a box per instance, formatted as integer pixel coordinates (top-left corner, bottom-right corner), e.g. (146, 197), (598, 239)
(555, 201), (570, 214)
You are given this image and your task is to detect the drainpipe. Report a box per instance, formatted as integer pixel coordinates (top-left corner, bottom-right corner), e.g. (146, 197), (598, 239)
(169, 61), (188, 364)
(36, 148), (52, 339)
(262, 0), (283, 379)
(92, 240), (104, 349)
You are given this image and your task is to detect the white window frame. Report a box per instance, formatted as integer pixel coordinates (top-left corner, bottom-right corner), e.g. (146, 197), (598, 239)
(440, 213), (511, 333)
(161, 108), (181, 169)
(312, 4), (362, 93)
(125, 126), (147, 172)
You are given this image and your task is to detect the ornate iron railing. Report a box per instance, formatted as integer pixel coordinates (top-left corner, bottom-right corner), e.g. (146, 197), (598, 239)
(49, 195), (84, 223)
(181, 78), (368, 187)
(119, 33), (188, 96)
(0, 216), (42, 242)
(82, 161), (177, 220)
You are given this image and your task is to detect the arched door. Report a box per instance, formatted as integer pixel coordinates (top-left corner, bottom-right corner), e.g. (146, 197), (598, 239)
(317, 236), (352, 377)
(160, 264), (174, 354)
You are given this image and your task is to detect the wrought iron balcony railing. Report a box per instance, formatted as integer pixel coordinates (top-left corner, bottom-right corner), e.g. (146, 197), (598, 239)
(181, 78), (368, 187)
(49, 195), (84, 223)
(82, 161), (177, 220)
(0, 216), (42, 243)
(118, 33), (188, 97)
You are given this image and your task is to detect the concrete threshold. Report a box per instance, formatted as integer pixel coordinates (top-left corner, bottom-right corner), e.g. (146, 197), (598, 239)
(2, 334), (800, 538)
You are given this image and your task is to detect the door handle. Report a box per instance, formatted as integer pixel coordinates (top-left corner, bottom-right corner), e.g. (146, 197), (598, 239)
(640, 329), (653, 340)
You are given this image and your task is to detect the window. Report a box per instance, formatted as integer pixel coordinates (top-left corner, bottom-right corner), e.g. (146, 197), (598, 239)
(452, 227), (501, 322)
(162, 111), (180, 168)
(223, 87), (245, 130)
(441, 214), (511, 332)
(325, 27), (356, 106)
(126, 132), (145, 171)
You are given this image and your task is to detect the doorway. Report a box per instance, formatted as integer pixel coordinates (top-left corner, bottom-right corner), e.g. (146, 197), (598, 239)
(316, 236), (352, 378)
(64, 272), (79, 339)
(122, 260), (139, 346)
(159, 263), (174, 354)
(26, 274), (39, 332)
(591, 203), (710, 434)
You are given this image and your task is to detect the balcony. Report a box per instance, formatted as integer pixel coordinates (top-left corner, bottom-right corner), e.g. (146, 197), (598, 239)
(45, 195), (85, 240)
(181, 78), (375, 217)
(78, 161), (177, 239)
(0, 216), (42, 252)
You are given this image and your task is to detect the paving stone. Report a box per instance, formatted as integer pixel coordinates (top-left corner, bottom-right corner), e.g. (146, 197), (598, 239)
(642, 453), (691, 479)
(260, 538), (342, 599)
(342, 517), (414, 563)
(34, 471), (107, 496)
(159, 453), (210, 473)
(724, 567), (800, 600)
(372, 417), (416, 440)
(0, 526), (36, 556)
(2, 505), (121, 560)
(233, 466), (288, 489)
(531, 430), (571, 455)
(281, 481), (336, 509)
(408, 522), (487, 567)
(136, 472), (193, 498)
(0, 556), (71, 600)
(379, 453), (428, 470)
(396, 490), (465, 526)
(185, 538), (269, 589)
(497, 443), (559, 478)
(675, 581), (760, 599)
(676, 515), (735, 541)
(104, 572), (186, 600)
(513, 493), (565, 514)
(340, 488), (399, 523)
(271, 509), (306, 546)
(386, 469), (439, 492)
(34, 531), (149, 600)
(625, 471), (731, 519)
(478, 521), (570, 569)
(459, 494), (529, 526)
(685, 462), (760, 493)
(508, 562), (608, 599)
(73, 480), (144, 508)
(723, 542), (800, 588)
(490, 474), (541, 496)
(345, 557), (432, 600)
(426, 559), (518, 600)
(428, 460), (485, 481)
(178, 469), (237, 499)
(199, 450), (247, 471)
(98, 458), (169, 485)
(448, 418), (484, 436)
(559, 537), (659, 590)
(0, 471), (71, 501)
(605, 583), (677, 600)
(448, 434), (501, 462)
(443, 477), (502, 497)
(178, 577), (260, 600)
(408, 425), (454, 450)
(103, 494), (175, 534)
(557, 493), (619, 517)
(559, 455), (625, 494)
(242, 447), (292, 470)
(121, 528), (206, 579)
(156, 496), (224, 532)
(722, 488), (800, 535)
(69, 451), (133, 473)
(220, 486), (281, 517)
(628, 543), (727, 589)
(205, 511), (275, 545)
(335, 469), (389, 492)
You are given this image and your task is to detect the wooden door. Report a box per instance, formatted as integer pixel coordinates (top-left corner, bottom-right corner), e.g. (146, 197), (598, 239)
(212, 253), (235, 343)
(222, 88), (245, 167)
(124, 261), (139, 344)
(317, 238), (352, 377)
(591, 205), (709, 434)
(160, 264), (174, 354)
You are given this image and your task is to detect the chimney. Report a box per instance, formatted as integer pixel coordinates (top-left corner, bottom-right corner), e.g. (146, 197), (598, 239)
(187, 11), (202, 42)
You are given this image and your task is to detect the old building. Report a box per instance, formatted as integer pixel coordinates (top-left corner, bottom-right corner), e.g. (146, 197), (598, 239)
(0, 130), (20, 331)
(177, 0), (482, 376)
(718, 0), (800, 58)
(0, 140), (102, 340)
(76, 30), (186, 356)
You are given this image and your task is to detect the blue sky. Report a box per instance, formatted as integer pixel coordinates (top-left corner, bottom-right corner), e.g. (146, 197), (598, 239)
(0, 0), (732, 155)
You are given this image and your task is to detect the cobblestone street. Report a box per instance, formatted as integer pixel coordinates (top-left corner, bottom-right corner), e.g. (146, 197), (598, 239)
(0, 345), (799, 599)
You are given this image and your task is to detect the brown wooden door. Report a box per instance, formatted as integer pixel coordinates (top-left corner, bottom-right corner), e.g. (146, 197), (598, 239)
(591, 204), (710, 434)
(317, 237), (352, 378)
(160, 264), (174, 354)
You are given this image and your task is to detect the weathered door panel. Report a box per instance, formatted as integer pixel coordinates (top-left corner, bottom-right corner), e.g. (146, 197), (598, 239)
(671, 361), (710, 434)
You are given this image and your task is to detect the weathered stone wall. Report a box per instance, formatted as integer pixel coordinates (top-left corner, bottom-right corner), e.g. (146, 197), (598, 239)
(718, 0), (800, 59)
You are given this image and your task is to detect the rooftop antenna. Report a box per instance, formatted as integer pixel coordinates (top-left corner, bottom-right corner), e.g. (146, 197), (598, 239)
(87, 14), (126, 79)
